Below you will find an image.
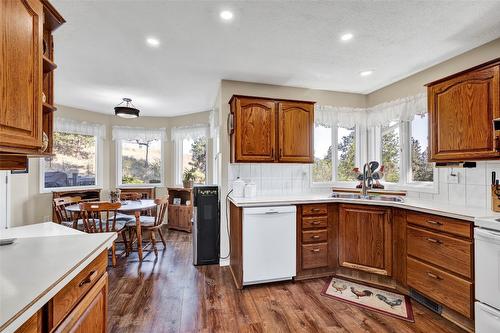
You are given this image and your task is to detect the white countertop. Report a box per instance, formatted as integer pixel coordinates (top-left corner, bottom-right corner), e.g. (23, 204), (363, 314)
(0, 223), (116, 333)
(229, 193), (500, 221)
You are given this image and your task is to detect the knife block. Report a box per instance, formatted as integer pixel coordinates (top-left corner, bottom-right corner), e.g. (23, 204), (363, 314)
(491, 185), (500, 212)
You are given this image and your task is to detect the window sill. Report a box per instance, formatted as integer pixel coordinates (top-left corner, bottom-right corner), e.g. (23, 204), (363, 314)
(117, 184), (163, 188)
(382, 182), (438, 194)
(40, 185), (103, 194)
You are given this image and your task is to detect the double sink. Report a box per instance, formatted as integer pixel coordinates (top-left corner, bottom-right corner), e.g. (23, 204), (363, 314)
(330, 192), (404, 203)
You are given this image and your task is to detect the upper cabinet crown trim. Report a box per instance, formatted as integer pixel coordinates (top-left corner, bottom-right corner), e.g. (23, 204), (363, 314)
(228, 94), (316, 105)
(425, 57), (500, 87)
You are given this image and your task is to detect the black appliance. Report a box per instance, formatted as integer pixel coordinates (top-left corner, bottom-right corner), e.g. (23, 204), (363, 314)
(192, 185), (220, 266)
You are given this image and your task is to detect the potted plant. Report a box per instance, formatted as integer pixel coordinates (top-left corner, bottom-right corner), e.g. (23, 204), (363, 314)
(182, 167), (196, 188)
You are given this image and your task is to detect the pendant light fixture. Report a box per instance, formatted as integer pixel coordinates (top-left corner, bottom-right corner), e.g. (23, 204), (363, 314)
(114, 98), (140, 118)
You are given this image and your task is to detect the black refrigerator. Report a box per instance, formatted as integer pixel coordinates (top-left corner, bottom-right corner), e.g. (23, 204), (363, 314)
(192, 185), (220, 266)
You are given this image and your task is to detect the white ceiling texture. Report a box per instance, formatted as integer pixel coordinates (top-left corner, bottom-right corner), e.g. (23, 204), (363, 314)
(52, 0), (500, 116)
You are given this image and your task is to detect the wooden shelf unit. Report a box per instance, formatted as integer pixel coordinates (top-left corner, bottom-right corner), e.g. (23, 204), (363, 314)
(167, 187), (193, 232)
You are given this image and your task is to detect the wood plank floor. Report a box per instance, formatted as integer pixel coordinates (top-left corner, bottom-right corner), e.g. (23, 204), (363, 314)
(108, 228), (466, 333)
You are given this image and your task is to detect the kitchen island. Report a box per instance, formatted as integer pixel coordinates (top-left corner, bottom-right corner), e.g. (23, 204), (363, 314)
(0, 223), (116, 333)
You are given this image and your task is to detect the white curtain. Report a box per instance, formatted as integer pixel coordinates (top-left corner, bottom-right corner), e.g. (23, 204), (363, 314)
(171, 124), (209, 141)
(209, 109), (219, 138)
(112, 126), (166, 141)
(315, 93), (427, 128)
(54, 117), (106, 138)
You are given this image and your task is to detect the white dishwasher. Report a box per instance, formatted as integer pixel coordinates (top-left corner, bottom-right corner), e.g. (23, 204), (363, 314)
(242, 206), (296, 285)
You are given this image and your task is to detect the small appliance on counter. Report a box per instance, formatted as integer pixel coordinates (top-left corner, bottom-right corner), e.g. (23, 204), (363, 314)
(244, 181), (257, 198)
(231, 177), (245, 197)
(192, 185), (220, 266)
(474, 215), (500, 332)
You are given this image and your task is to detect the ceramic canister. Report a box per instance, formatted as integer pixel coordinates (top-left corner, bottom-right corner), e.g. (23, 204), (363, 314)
(232, 177), (245, 197)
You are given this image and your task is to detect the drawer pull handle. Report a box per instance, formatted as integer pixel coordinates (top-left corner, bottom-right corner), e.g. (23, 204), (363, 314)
(426, 272), (442, 280)
(427, 220), (443, 226)
(311, 208), (321, 212)
(311, 248), (320, 252)
(426, 237), (442, 244)
(312, 235), (320, 239)
(79, 270), (98, 287)
(312, 221), (321, 225)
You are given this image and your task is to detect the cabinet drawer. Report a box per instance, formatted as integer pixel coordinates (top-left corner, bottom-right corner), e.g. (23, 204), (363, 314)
(302, 229), (328, 243)
(301, 243), (328, 269)
(49, 250), (107, 329)
(407, 226), (472, 279)
(406, 211), (472, 238)
(407, 257), (473, 318)
(302, 216), (328, 229)
(302, 204), (328, 216)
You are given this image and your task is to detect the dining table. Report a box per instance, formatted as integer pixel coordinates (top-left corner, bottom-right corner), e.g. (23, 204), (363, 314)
(65, 199), (157, 261)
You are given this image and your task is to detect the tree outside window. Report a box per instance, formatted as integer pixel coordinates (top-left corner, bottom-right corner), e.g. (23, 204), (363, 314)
(337, 127), (356, 181)
(121, 139), (162, 185)
(381, 121), (400, 183)
(410, 114), (433, 182)
(312, 125), (333, 183)
(182, 137), (207, 184)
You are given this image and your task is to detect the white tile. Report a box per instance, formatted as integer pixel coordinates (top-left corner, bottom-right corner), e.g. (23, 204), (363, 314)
(438, 168), (448, 183)
(419, 193), (434, 201)
(465, 163), (486, 185)
(239, 164), (251, 181)
(406, 191), (420, 199)
(448, 184), (466, 205)
(434, 181), (449, 202)
(466, 184), (487, 208)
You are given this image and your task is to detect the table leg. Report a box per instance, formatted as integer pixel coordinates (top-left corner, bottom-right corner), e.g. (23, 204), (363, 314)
(135, 210), (143, 261)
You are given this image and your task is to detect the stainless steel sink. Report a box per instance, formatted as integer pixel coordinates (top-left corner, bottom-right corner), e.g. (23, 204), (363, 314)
(330, 192), (404, 203)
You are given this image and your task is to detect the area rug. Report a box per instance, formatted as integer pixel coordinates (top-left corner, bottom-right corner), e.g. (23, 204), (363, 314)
(321, 277), (414, 322)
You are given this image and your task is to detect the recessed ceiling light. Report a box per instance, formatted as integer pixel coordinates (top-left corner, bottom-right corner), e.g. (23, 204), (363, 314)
(146, 37), (160, 47)
(360, 70), (373, 77)
(340, 33), (353, 41)
(220, 10), (234, 21)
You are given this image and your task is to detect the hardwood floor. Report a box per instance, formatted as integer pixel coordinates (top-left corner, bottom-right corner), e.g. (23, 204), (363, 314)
(108, 228), (466, 333)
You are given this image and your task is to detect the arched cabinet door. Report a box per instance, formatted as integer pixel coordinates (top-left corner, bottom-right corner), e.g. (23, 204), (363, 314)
(428, 62), (500, 161)
(0, 0), (44, 152)
(232, 97), (276, 162)
(277, 101), (314, 163)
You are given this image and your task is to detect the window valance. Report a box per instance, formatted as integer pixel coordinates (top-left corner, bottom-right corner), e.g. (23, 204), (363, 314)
(315, 93), (427, 128)
(54, 117), (106, 138)
(112, 126), (166, 142)
(171, 124), (210, 141)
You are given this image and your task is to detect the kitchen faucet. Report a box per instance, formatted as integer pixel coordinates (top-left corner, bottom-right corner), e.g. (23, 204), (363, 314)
(361, 162), (373, 197)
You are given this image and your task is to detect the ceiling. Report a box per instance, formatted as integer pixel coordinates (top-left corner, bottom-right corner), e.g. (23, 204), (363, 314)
(52, 0), (500, 117)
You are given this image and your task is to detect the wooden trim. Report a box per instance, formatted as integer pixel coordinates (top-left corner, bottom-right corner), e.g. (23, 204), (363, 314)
(229, 202), (243, 289)
(0, 155), (28, 170)
(425, 57), (500, 86)
(228, 94), (316, 105)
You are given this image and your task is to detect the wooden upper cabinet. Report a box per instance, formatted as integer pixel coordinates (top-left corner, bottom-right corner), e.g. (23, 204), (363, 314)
(278, 101), (314, 163)
(232, 97), (276, 162)
(338, 204), (392, 276)
(229, 95), (315, 163)
(427, 59), (500, 161)
(0, 0), (44, 152)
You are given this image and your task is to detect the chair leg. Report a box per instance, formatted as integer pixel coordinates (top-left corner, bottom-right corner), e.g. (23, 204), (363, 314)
(121, 230), (129, 256)
(111, 242), (116, 267)
(129, 228), (135, 251)
(158, 228), (167, 247)
(151, 230), (158, 257)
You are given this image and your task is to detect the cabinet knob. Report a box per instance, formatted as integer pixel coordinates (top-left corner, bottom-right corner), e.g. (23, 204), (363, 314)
(312, 235), (320, 239)
(426, 237), (442, 244)
(312, 221), (321, 225)
(427, 220), (443, 226)
(311, 248), (320, 252)
(426, 272), (442, 280)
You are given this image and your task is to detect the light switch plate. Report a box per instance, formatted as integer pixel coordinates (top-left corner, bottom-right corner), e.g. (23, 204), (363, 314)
(447, 173), (459, 184)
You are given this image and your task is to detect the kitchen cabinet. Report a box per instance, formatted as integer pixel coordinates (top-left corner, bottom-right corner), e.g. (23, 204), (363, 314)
(295, 204), (337, 279)
(229, 95), (315, 163)
(338, 204), (392, 276)
(0, 0), (65, 169)
(15, 311), (42, 333)
(427, 58), (500, 162)
(167, 187), (193, 232)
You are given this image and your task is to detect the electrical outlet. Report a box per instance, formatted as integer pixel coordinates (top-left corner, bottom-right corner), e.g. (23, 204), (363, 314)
(447, 173), (459, 184)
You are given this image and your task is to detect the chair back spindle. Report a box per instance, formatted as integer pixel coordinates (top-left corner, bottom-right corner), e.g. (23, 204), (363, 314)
(80, 202), (121, 233)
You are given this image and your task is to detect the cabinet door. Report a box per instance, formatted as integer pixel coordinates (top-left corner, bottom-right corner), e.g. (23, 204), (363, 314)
(233, 97), (276, 162)
(278, 101), (314, 163)
(178, 205), (192, 232)
(428, 64), (500, 161)
(0, 0), (43, 152)
(338, 205), (392, 276)
(168, 206), (179, 228)
(54, 273), (108, 333)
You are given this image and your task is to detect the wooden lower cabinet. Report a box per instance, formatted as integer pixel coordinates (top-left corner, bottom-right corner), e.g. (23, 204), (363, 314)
(167, 205), (192, 232)
(15, 311), (42, 333)
(338, 204), (392, 276)
(53, 273), (108, 333)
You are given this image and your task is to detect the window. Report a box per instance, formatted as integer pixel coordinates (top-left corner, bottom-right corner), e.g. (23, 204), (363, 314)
(312, 125), (332, 183)
(178, 137), (208, 185)
(410, 114), (433, 183)
(42, 132), (98, 190)
(312, 124), (359, 184)
(381, 121), (400, 183)
(118, 139), (163, 186)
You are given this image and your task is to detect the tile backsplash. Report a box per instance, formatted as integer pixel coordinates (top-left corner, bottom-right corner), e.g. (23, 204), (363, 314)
(229, 161), (500, 209)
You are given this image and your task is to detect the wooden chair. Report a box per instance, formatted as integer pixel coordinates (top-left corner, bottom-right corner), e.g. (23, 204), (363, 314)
(120, 192), (142, 201)
(80, 202), (128, 267)
(127, 196), (168, 257)
(53, 196), (82, 229)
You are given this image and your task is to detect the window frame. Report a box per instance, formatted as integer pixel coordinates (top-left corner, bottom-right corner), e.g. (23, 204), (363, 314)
(40, 132), (103, 193)
(174, 136), (209, 186)
(310, 124), (362, 188)
(115, 138), (165, 188)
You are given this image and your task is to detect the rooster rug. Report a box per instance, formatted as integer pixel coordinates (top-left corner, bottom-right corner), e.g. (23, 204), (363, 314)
(321, 277), (414, 322)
